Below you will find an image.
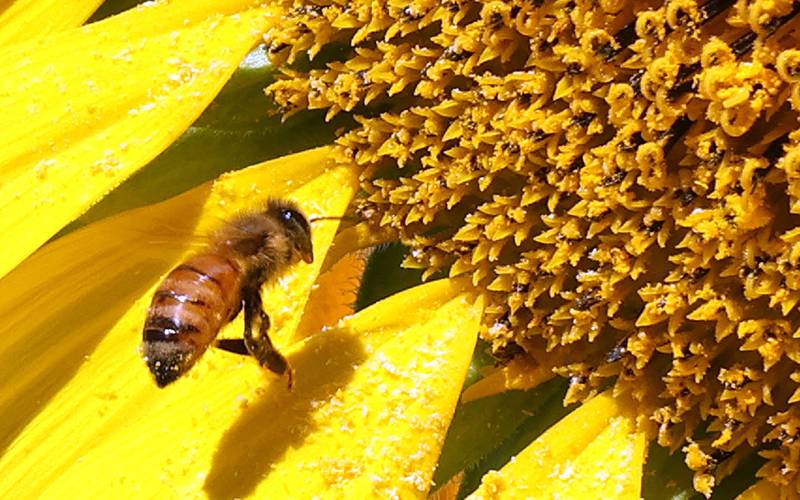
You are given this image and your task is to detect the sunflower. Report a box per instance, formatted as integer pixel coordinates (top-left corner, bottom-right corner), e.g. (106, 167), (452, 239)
(0, 0), (791, 498)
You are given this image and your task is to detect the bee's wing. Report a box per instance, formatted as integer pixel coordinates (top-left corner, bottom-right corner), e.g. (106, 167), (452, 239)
(60, 212), (227, 256)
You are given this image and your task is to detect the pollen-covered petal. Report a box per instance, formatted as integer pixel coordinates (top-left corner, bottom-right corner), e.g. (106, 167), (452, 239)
(0, 0), (103, 46)
(468, 391), (646, 499)
(220, 279), (482, 498)
(0, 0), (272, 280)
(0, 147), (359, 497)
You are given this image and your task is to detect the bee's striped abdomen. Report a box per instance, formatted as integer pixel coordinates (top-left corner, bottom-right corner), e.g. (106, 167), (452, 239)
(143, 254), (243, 387)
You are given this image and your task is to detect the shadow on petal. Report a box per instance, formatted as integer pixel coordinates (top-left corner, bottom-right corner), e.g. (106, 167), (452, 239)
(205, 328), (365, 498)
(208, 278), (481, 499)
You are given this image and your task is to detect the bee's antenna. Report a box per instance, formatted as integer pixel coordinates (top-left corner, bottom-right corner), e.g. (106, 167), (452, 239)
(309, 215), (357, 224)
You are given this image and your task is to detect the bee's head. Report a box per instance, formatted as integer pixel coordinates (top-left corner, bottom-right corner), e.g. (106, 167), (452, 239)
(270, 200), (313, 264)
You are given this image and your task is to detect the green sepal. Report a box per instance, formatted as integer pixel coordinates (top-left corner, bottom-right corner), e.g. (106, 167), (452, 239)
(430, 378), (570, 496)
(642, 441), (764, 500)
(356, 243), (425, 310)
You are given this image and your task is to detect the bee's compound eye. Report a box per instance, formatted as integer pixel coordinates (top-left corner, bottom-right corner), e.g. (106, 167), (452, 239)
(279, 207), (310, 233)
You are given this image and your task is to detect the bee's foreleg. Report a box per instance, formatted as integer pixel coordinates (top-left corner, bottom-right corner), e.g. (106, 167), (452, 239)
(241, 287), (293, 389)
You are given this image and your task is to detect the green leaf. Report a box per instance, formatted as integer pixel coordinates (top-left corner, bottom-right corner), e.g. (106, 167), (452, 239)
(711, 452), (764, 499)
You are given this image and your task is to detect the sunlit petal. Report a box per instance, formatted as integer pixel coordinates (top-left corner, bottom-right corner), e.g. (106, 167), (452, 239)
(468, 392), (646, 499)
(0, 0), (104, 46)
(228, 279), (483, 498)
(0, 0), (271, 279)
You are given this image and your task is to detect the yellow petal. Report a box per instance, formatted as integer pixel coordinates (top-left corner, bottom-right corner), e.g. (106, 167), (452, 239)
(468, 391), (646, 500)
(322, 221), (397, 271)
(0, 0), (272, 280)
(461, 356), (554, 403)
(0, 147), (355, 491)
(295, 250), (368, 338)
(224, 279), (483, 498)
(0, 0), (104, 46)
(430, 472), (465, 500)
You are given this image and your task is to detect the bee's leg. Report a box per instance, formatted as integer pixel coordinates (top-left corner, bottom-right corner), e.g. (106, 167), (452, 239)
(241, 287), (293, 389)
(257, 309), (294, 389)
(241, 290), (259, 355)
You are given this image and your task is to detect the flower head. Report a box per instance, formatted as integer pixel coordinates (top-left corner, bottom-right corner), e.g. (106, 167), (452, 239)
(4, 0), (799, 497)
(265, 0), (800, 494)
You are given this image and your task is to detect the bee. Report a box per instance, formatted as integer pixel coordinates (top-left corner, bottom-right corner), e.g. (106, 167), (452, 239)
(141, 199), (314, 388)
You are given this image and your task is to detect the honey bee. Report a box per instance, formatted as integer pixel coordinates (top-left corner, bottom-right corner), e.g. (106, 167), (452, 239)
(141, 199), (314, 388)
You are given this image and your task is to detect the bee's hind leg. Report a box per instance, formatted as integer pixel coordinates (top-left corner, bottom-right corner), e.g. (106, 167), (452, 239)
(241, 287), (294, 389)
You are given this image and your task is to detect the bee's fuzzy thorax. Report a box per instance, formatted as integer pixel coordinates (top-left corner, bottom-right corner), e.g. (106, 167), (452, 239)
(212, 210), (294, 284)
